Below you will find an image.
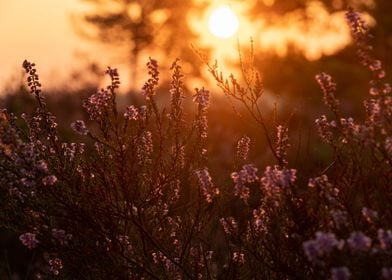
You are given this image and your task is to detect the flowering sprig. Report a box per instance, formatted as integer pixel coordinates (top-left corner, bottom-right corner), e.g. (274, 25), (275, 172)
(260, 165), (297, 195)
(316, 72), (340, 114)
(231, 164), (258, 202)
(237, 135), (250, 161)
(169, 58), (185, 122)
(275, 125), (290, 165)
(142, 58), (159, 100)
(83, 89), (111, 121)
(106, 67), (120, 91)
(193, 87), (210, 139)
(19, 232), (39, 250)
(195, 168), (219, 203)
(124, 105), (139, 121)
(22, 60), (42, 100)
(303, 231), (342, 262)
(70, 120), (89, 136)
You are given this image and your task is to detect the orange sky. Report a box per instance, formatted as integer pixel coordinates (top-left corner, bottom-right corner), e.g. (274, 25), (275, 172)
(0, 0), (372, 93)
(0, 0), (105, 91)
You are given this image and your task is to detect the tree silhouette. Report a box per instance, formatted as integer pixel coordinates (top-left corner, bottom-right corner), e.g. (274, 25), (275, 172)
(79, 0), (206, 89)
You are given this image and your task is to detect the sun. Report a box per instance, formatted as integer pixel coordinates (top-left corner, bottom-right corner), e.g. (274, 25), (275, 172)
(208, 5), (239, 39)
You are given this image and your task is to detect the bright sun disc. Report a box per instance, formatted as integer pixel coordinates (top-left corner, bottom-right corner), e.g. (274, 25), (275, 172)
(208, 6), (239, 39)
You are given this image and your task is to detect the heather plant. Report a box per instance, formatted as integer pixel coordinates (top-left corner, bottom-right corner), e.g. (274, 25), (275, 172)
(1, 8), (392, 280)
(197, 8), (392, 279)
(1, 58), (221, 279)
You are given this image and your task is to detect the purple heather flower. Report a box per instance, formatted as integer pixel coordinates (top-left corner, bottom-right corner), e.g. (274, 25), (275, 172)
(331, 267), (351, 280)
(347, 231), (372, 251)
(62, 143), (85, 161)
(331, 210), (349, 229)
(19, 232), (39, 249)
(237, 136), (250, 160)
(316, 72), (339, 110)
(49, 258), (63, 276)
(253, 208), (266, 233)
(42, 175), (58, 186)
(124, 105), (139, 121)
(315, 232), (341, 252)
(193, 87), (210, 110)
(382, 268), (392, 280)
(345, 8), (369, 45)
(231, 164), (258, 201)
(361, 207), (378, 223)
(232, 252), (245, 264)
(9, 187), (25, 202)
(315, 115), (333, 143)
(20, 178), (35, 187)
(195, 168), (219, 203)
(142, 58), (159, 99)
(303, 231), (341, 261)
(308, 174), (330, 188)
(70, 120), (88, 136)
(276, 125), (290, 163)
(261, 165), (296, 194)
(52, 228), (72, 245)
(220, 217), (238, 235)
(385, 137), (392, 156)
(35, 160), (48, 173)
(364, 99), (381, 124)
(83, 89), (111, 120)
(135, 131), (153, 161)
(106, 67), (120, 90)
(378, 229), (392, 250)
(383, 83), (391, 94)
(303, 239), (319, 261)
(193, 87), (210, 138)
(198, 115), (208, 138)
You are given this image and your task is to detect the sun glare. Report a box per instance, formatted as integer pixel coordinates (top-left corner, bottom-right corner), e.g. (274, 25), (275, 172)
(208, 5), (239, 39)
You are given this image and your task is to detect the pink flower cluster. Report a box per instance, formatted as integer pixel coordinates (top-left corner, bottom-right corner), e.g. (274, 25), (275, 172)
(195, 168), (219, 203)
(19, 232), (39, 250)
(231, 164), (258, 202)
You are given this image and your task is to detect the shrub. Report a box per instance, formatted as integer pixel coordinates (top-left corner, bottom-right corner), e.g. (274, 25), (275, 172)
(0, 9), (391, 279)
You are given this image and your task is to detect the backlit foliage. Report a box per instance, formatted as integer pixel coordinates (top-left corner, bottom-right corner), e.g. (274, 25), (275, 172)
(0, 9), (391, 279)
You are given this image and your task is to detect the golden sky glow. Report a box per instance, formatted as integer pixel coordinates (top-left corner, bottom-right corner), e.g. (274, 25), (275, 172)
(255, 1), (375, 60)
(194, 0), (374, 61)
(0, 0), (107, 91)
(0, 0), (375, 92)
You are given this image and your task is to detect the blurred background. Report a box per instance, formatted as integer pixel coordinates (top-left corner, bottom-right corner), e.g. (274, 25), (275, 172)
(0, 0), (391, 278)
(0, 0), (390, 91)
(1, 0), (391, 164)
